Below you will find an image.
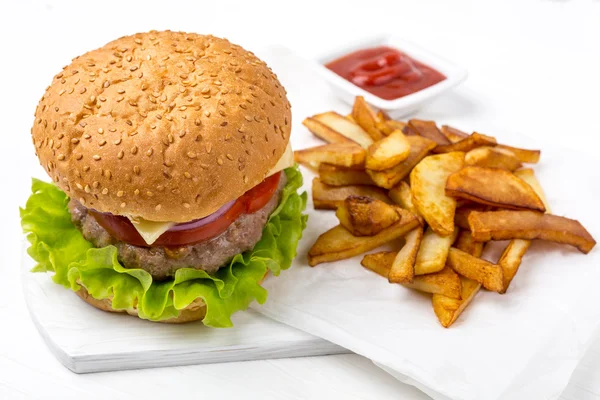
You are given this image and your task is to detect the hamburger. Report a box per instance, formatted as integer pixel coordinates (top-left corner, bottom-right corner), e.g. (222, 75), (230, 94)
(20, 31), (307, 327)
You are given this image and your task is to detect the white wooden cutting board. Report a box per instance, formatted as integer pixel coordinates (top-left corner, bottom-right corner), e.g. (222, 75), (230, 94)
(21, 246), (349, 374)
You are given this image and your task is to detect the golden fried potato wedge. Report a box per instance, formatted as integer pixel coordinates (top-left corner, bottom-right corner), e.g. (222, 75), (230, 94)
(440, 125), (469, 143)
(433, 132), (497, 154)
(377, 119), (408, 136)
(465, 146), (522, 171)
(446, 248), (504, 292)
(302, 117), (356, 145)
(498, 239), (531, 293)
(352, 96), (385, 141)
(361, 251), (395, 278)
(308, 209), (421, 266)
(312, 111), (374, 148)
(336, 196), (401, 236)
(514, 169), (551, 212)
(499, 169), (550, 293)
(410, 152), (465, 236)
(405, 266), (462, 299)
(366, 130), (411, 171)
(446, 166), (546, 212)
(496, 144), (540, 164)
(414, 227), (458, 275)
(312, 178), (392, 210)
(468, 210), (596, 253)
(454, 230), (484, 257)
(433, 230), (483, 327)
(433, 277), (481, 328)
(295, 143), (366, 169)
(362, 251), (461, 298)
(345, 114), (356, 123)
(367, 136), (437, 189)
(318, 163), (375, 186)
(389, 227), (423, 284)
(389, 181), (418, 214)
(408, 119), (451, 145)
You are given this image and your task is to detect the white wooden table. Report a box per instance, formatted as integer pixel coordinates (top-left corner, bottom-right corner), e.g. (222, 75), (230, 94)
(2, 0), (599, 398)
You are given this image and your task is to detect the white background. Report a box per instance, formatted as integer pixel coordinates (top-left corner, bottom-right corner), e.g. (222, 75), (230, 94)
(1, 0), (599, 399)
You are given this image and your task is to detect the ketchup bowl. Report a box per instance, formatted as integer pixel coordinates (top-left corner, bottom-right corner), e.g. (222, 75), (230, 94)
(310, 35), (468, 118)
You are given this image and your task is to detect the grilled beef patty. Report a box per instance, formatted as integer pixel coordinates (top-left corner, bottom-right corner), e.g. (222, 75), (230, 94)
(69, 174), (286, 280)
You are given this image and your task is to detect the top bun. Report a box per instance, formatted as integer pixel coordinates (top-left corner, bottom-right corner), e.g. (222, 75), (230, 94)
(32, 31), (291, 222)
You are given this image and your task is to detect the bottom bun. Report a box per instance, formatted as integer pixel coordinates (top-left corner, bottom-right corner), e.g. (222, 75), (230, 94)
(75, 287), (207, 324)
(74, 271), (269, 324)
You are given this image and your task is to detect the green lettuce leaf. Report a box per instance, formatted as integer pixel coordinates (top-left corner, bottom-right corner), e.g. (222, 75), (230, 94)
(20, 166), (307, 327)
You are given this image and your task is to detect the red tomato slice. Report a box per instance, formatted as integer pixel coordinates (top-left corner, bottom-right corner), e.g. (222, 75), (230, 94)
(90, 172), (282, 247)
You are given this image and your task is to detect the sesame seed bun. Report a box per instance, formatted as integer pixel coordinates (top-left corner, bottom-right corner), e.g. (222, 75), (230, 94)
(32, 31), (291, 222)
(75, 286), (207, 323)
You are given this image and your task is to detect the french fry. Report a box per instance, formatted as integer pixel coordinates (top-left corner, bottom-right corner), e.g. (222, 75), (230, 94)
(367, 136), (436, 189)
(336, 196), (401, 236)
(433, 277), (481, 328)
(389, 181), (418, 214)
(445, 166), (546, 212)
(514, 169), (551, 211)
(318, 164), (375, 186)
(468, 210), (596, 253)
(302, 117), (356, 145)
(465, 146), (522, 171)
(454, 230), (484, 258)
(498, 239), (531, 293)
(308, 209), (421, 266)
(361, 251), (395, 278)
(312, 178), (392, 210)
(410, 151), (465, 236)
(499, 169), (550, 293)
(294, 143), (366, 169)
(377, 119), (408, 136)
(454, 205), (489, 230)
(446, 248), (504, 292)
(366, 130), (411, 171)
(440, 125), (469, 143)
(433, 132), (497, 154)
(496, 144), (540, 164)
(352, 96), (385, 141)
(414, 227), (458, 275)
(345, 114), (356, 123)
(312, 111), (374, 148)
(389, 227), (423, 284)
(432, 231), (483, 327)
(408, 119), (451, 145)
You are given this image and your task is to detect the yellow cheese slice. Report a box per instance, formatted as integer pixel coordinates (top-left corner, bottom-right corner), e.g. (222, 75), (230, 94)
(128, 143), (294, 245)
(128, 218), (175, 246)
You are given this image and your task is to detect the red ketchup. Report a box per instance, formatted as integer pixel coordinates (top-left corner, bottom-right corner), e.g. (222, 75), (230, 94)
(326, 46), (446, 100)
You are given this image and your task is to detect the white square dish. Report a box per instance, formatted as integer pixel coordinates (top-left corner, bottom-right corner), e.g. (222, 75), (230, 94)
(308, 35), (468, 118)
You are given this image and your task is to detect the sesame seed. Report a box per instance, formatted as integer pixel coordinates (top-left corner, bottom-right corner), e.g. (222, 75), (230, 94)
(184, 172), (191, 178)
(93, 155), (101, 160)
(187, 152), (197, 159)
(245, 116), (252, 122)
(205, 143), (212, 153)
(155, 204), (162, 211)
(83, 133), (91, 139)
(204, 111), (211, 117)
(84, 185), (91, 193)
(92, 181), (99, 188)
(83, 165), (90, 172)
(102, 188), (109, 195)
(133, 166), (140, 174)
(220, 121), (227, 127)
(99, 140), (107, 146)
(201, 87), (210, 94)
(117, 191), (124, 197)
(217, 158), (223, 165)
(118, 150), (124, 159)
(239, 104), (247, 110)
(146, 148), (153, 156)
(113, 138), (122, 145)
(131, 146), (138, 154)
(80, 198), (86, 205)
(244, 176), (248, 183)
(183, 203), (190, 209)
(121, 202), (127, 208)
(75, 153), (83, 160)
(71, 138), (80, 144)
(134, 189), (140, 195)
(146, 191), (153, 197)
(226, 153), (234, 160)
